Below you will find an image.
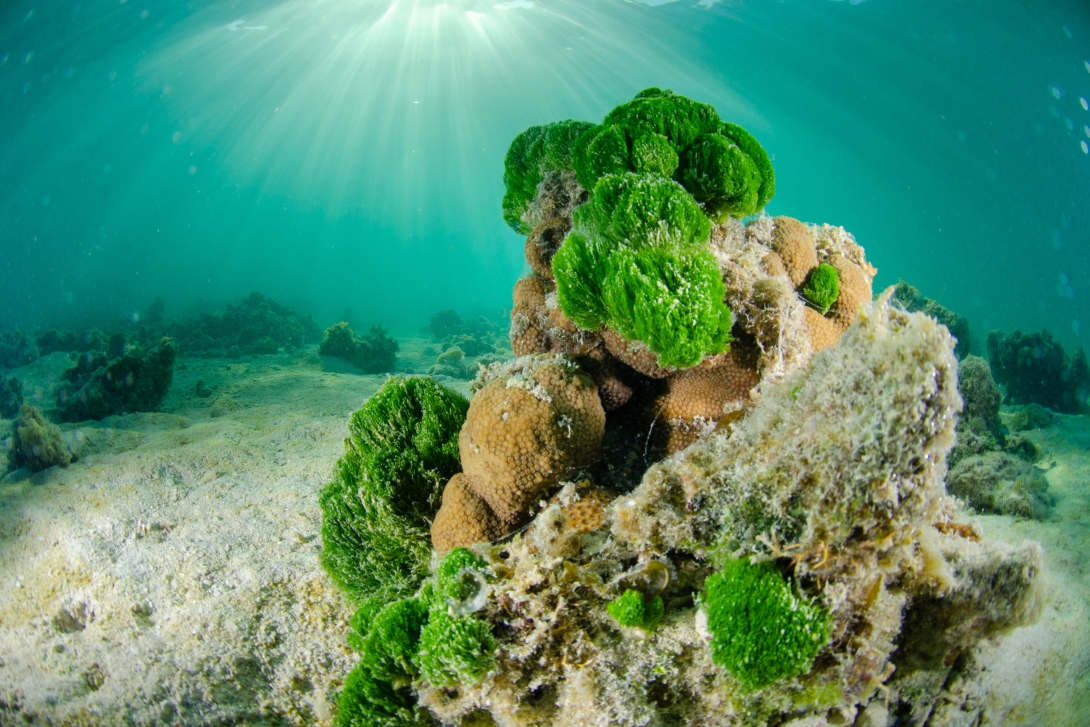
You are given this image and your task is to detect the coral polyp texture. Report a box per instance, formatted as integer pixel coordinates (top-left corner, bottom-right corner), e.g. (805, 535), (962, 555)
(430, 354), (606, 549)
(320, 89), (1041, 727)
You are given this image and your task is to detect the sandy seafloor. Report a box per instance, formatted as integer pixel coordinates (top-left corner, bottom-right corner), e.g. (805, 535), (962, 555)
(0, 343), (1087, 726)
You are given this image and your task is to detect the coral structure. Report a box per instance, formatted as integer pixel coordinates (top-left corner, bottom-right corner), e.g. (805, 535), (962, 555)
(949, 354), (1007, 468)
(430, 474), (503, 555)
(320, 377), (468, 603)
(430, 309), (465, 341)
(986, 328), (1090, 413)
(107, 331), (127, 360)
(958, 355), (1004, 443)
(427, 346), (472, 380)
(1005, 403), (1054, 432)
(320, 322), (399, 374)
(351, 295), (1037, 727)
(324, 92), (1040, 727)
(504, 96), (875, 472)
(430, 355), (605, 550)
(711, 216), (875, 376)
(947, 451), (1053, 519)
(12, 405), (72, 472)
(0, 330), (39, 369)
(162, 292), (321, 357)
(0, 375), (22, 419)
(35, 328), (106, 356)
(892, 280), (971, 358)
(55, 337), (178, 422)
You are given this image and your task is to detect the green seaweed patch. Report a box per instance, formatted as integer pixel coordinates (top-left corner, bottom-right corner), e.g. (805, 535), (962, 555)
(335, 659), (423, 727)
(800, 263), (840, 315)
(704, 558), (830, 691)
(570, 88), (774, 220)
(502, 119), (595, 233)
(319, 377), (468, 604)
(552, 172), (733, 368)
(608, 589), (665, 630)
(335, 549), (496, 726)
(415, 608), (497, 687)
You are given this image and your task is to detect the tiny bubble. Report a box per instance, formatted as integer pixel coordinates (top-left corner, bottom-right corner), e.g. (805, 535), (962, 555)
(188, 165), (196, 175)
(161, 84), (172, 94)
(172, 131), (181, 143)
(141, 10), (149, 19)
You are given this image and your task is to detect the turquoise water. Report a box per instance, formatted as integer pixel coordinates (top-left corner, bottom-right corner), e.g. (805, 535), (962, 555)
(1, 0), (1088, 347)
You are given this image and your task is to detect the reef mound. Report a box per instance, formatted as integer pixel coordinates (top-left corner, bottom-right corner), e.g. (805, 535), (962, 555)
(318, 89), (1045, 727)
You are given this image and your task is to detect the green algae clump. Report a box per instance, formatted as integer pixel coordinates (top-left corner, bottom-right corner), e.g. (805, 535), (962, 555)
(415, 608), (496, 687)
(607, 589), (665, 630)
(335, 549), (496, 726)
(415, 547), (496, 687)
(799, 263), (840, 315)
(503, 119), (595, 233)
(319, 377), (469, 603)
(704, 559), (830, 691)
(572, 88), (774, 221)
(552, 172), (732, 368)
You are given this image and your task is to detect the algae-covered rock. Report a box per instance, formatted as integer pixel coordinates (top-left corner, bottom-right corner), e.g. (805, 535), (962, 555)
(13, 405), (72, 472)
(893, 280), (971, 358)
(165, 292), (321, 357)
(0, 330), (39, 369)
(319, 321), (398, 374)
(373, 294), (1039, 727)
(0, 375), (23, 419)
(55, 338), (178, 422)
(947, 450), (1053, 519)
(986, 328), (1090, 413)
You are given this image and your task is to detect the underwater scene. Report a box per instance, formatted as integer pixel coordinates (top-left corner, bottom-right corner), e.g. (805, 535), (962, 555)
(1, 0), (1089, 724)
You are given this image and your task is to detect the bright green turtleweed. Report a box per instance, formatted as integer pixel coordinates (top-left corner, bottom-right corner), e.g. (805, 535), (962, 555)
(704, 558), (830, 691)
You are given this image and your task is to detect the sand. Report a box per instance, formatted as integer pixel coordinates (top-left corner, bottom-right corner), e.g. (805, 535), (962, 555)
(0, 342), (471, 725)
(0, 345), (1087, 725)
